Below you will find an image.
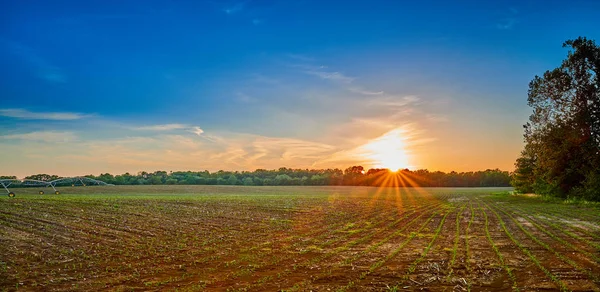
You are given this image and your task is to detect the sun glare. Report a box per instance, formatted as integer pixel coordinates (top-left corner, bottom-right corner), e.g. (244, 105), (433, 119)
(361, 128), (412, 171)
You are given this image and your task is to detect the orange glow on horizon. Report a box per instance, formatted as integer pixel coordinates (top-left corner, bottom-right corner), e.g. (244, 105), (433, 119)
(360, 128), (413, 171)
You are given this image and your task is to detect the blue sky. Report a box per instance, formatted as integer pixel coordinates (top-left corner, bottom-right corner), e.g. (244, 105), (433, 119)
(1, 0), (599, 177)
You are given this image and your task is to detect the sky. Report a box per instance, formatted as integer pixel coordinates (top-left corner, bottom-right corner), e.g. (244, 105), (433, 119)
(1, 0), (599, 177)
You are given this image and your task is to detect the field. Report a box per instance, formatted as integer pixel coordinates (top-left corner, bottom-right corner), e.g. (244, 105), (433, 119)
(1, 185), (600, 291)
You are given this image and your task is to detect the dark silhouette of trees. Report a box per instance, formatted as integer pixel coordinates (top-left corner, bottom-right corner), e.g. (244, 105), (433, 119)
(3, 167), (511, 188)
(24, 174), (61, 181)
(512, 37), (600, 200)
(2, 167), (511, 188)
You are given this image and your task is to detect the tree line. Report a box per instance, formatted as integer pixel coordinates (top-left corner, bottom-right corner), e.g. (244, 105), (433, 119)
(3, 167), (511, 187)
(512, 37), (600, 201)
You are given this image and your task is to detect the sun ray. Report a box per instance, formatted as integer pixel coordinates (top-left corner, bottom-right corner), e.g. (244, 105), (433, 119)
(393, 182), (403, 214)
(369, 172), (394, 207)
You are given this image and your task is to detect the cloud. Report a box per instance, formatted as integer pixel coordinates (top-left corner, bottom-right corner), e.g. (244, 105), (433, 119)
(368, 95), (420, 108)
(287, 54), (315, 62)
(252, 18), (264, 25)
(133, 123), (206, 137)
(189, 127), (204, 136)
(0, 108), (87, 120)
(349, 87), (384, 95)
(313, 124), (435, 170)
(47, 132), (338, 174)
(306, 70), (355, 83)
(251, 137), (336, 162)
(2, 40), (67, 83)
(496, 7), (518, 30)
(236, 92), (257, 103)
(250, 73), (280, 85)
(0, 131), (77, 143)
(134, 124), (189, 131)
(223, 2), (245, 14)
(496, 18), (517, 30)
(426, 114), (449, 123)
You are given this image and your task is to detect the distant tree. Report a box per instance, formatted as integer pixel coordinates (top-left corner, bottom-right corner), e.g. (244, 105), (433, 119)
(25, 174), (61, 181)
(274, 174), (292, 185)
(343, 166), (364, 185)
(242, 177), (254, 186)
(300, 176), (309, 186)
(309, 174), (324, 185)
(227, 175), (239, 185)
(513, 37), (600, 199)
(4, 166), (513, 189)
(511, 144), (537, 193)
(149, 176), (163, 185)
(253, 177), (264, 186)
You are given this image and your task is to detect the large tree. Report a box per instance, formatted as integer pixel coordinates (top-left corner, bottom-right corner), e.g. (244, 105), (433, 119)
(513, 37), (600, 200)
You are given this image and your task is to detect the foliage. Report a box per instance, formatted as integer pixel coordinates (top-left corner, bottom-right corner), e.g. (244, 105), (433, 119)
(513, 37), (600, 200)
(23, 174), (61, 182)
(6, 167), (511, 188)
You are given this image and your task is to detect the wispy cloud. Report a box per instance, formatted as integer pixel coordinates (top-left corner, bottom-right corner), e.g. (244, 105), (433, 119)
(287, 54), (315, 62)
(0, 131), (77, 143)
(306, 70), (355, 84)
(134, 124), (189, 131)
(252, 137), (336, 161)
(426, 114), (449, 123)
(314, 123), (435, 169)
(2, 40), (67, 83)
(368, 95), (420, 108)
(223, 2), (246, 14)
(189, 127), (204, 136)
(133, 123), (206, 137)
(496, 7), (518, 30)
(0, 108), (87, 120)
(349, 87), (384, 95)
(236, 92), (257, 103)
(288, 56), (355, 84)
(496, 18), (516, 30)
(250, 73), (280, 85)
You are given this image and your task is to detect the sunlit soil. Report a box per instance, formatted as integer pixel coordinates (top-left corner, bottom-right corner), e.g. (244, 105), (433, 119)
(1, 185), (599, 291)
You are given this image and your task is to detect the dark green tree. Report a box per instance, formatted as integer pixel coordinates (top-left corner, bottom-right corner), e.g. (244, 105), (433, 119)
(25, 174), (61, 181)
(514, 37), (600, 199)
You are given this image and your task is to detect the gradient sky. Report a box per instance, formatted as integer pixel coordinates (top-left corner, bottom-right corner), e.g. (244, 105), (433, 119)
(1, 0), (599, 177)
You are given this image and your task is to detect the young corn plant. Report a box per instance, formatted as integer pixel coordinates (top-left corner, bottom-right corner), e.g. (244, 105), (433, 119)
(481, 205), (519, 291)
(491, 203), (600, 282)
(482, 201), (569, 292)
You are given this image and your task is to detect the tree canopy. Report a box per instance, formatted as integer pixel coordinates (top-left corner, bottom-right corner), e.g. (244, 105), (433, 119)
(512, 37), (600, 200)
(5, 168), (511, 188)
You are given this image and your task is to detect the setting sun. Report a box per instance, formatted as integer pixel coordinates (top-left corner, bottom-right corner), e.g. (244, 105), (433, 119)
(361, 128), (412, 171)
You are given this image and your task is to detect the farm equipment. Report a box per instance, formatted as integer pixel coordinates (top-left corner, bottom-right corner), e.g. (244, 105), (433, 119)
(0, 177), (112, 197)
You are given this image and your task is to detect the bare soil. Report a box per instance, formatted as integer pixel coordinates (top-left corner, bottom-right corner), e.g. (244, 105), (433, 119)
(0, 186), (599, 291)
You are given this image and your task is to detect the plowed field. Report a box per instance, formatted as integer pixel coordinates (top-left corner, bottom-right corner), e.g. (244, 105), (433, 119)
(1, 186), (599, 291)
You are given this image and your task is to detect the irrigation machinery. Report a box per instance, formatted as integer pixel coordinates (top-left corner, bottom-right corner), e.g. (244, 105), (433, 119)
(0, 177), (112, 197)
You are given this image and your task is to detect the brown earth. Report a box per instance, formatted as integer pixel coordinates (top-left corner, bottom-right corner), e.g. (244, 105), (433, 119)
(0, 185), (599, 291)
